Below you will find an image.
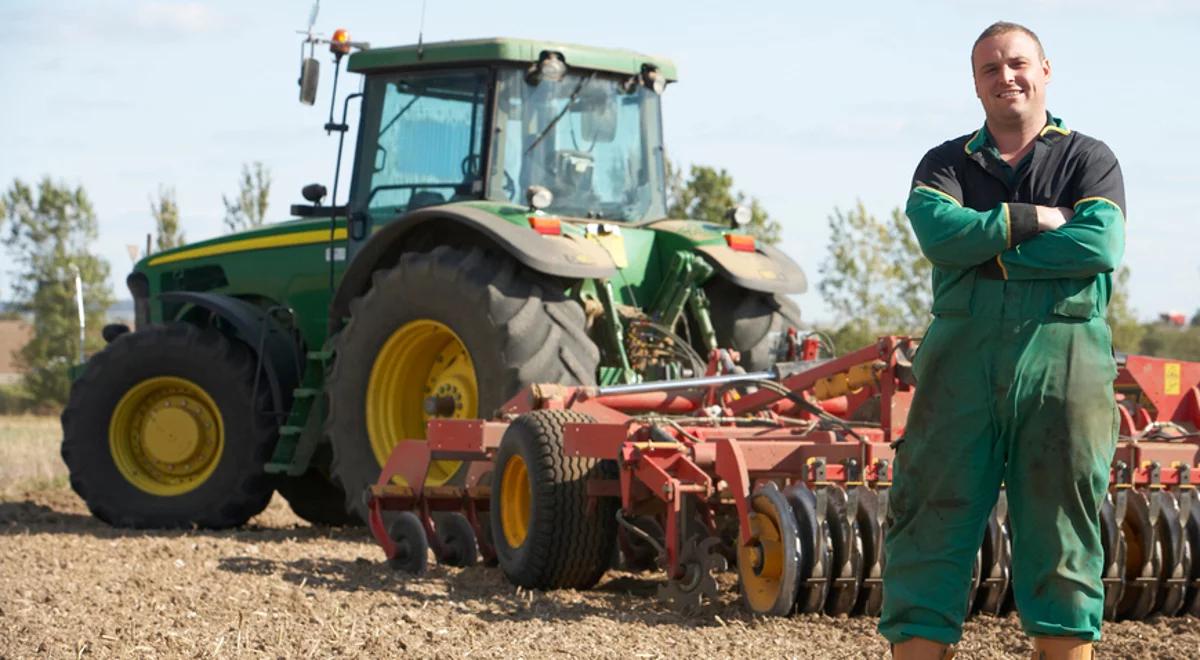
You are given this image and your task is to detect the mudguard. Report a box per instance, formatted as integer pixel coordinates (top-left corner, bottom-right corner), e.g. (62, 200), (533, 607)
(158, 292), (302, 422)
(331, 204), (617, 322)
(647, 219), (807, 294)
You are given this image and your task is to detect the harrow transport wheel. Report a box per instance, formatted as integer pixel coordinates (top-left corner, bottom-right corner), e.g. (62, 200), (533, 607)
(434, 512), (479, 568)
(784, 482), (832, 614)
(704, 277), (803, 371)
(275, 466), (360, 526)
(738, 483), (802, 616)
(387, 511), (429, 574)
(61, 323), (275, 528)
(490, 410), (618, 590)
(326, 246), (598, 522)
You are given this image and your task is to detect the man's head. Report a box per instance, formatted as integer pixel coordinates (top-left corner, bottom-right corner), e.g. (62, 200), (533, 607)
(971, 22), (1051, 128)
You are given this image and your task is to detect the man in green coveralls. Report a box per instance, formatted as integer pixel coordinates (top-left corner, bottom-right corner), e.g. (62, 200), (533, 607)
(879, 22), (1125, 660)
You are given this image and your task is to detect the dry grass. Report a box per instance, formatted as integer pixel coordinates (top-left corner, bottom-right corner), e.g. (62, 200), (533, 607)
(0, 414), (65, 495)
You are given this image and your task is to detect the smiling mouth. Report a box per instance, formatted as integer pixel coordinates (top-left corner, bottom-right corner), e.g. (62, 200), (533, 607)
(996, 89), (1024, 99)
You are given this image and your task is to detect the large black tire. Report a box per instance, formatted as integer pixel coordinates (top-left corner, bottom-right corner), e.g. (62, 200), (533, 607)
(490, 409), (617, 590)
(274, 467), (360, 526)
(705, 277), (803, 372)
(326, 246), (599, 522)
(61, 323), (275, 528)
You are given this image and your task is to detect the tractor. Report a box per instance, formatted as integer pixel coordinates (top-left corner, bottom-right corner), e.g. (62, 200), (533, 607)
(60, 32), (805, 528)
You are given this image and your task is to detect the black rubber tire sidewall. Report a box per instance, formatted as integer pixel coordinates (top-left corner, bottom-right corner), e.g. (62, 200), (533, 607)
(705, 277), (803, 372)
(60, 323), (275, 529)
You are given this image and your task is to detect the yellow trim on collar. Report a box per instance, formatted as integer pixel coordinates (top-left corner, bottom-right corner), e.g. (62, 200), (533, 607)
(1039, 124), (1071, 137)
(964, 129), (985, 155)
(148, 227), (349, 266)
(913, 185), (962, 207)
(995, 255), (1009, 280)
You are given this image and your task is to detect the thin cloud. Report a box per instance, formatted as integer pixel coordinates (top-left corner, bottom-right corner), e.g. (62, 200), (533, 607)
(134, 2), (221, 34)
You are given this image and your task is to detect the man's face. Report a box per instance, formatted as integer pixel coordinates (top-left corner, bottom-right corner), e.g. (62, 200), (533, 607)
(972, 31), (1051, 125)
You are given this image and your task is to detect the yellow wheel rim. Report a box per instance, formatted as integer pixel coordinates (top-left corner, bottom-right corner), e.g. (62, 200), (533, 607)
(739, 492), (788, 613)
(108, 376), (224, 496)
(500, 454), (532, 548)
(366, 319), (475, 485)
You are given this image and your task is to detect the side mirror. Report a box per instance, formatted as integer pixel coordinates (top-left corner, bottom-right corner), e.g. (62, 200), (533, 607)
(299, 57), (319, 105)
(301, 183), (327, 204)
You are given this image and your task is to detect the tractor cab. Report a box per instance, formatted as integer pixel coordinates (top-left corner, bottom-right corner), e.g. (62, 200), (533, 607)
(299, 37), (675, 256)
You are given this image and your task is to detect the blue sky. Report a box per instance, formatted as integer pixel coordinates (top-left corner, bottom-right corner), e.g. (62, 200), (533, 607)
(2, 0), (1197, 323)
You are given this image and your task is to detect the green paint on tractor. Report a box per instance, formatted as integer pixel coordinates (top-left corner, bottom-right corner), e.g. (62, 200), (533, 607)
(64, 35), (807, 529)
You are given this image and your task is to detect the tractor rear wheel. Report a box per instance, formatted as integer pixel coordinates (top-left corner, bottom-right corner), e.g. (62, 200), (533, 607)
(61, 323), (275, 528)
(705, 277), (803, 372)
(326, 246), (599, 522)
(490, 409), (617, 590)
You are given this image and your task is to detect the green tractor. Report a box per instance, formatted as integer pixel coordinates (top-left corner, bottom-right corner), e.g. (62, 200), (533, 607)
(61, 33), (805, 528)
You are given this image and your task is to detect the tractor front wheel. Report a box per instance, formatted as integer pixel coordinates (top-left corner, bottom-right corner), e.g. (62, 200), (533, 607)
(61, 323), (275, 528)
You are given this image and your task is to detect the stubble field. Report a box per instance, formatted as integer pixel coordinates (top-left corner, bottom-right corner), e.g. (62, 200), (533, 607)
(1, 416), (1197, 658)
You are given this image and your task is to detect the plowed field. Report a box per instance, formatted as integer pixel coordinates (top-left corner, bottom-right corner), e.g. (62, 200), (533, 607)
(2, 486), (1198, 659)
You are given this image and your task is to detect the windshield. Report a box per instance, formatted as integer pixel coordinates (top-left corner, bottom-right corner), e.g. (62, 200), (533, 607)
(488, 68), (667, 222)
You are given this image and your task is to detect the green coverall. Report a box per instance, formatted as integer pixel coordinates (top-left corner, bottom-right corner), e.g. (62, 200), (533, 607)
(879, 116), (1126, 644)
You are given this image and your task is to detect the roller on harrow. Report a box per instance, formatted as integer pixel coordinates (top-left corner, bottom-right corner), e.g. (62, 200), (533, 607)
(367, 336), (1200, 620)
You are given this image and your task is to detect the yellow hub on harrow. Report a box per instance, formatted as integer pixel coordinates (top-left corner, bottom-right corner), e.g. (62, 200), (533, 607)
(108, 376), (223, 496)
(499, 454), (533, 548)
(736, 484), (804, 615)
(367, 319), (476, 485)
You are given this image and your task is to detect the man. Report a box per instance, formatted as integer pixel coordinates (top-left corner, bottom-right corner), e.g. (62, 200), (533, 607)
(879, 22), (1125, 660)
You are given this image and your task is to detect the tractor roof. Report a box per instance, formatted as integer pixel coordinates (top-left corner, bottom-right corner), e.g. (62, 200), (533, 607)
(347, 37), (677, 80)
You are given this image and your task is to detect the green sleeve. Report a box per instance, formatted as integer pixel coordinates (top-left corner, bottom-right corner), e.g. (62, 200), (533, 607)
(906, 186), (1012, 269)
(996, 145), (1126, 280)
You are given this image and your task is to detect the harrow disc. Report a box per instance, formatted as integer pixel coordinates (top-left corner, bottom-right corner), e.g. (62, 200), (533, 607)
(738, 483), (803, 616)
(1115, 489), (1161, 620)
(823, 485), (863, 616)
(1181, 489), (1200, 616)
(1099, 494), (1125, 620)
(784, 482), (831, 614)
(434, 512), (479, 568)
(973, 492), (1011, 616)
(1150, 490), (1188, 616)
(856, 487), (887, 617)
(387, 511), (429, 574)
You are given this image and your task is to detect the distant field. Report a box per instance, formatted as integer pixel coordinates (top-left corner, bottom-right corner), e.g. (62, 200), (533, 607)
(0, 415), (64, 494)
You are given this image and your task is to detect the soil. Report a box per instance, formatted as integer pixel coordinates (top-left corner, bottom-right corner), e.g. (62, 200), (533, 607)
(1, 488), (1196, 659)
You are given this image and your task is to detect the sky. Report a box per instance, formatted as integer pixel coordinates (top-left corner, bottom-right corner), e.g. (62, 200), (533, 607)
(1, 0), (1197, 324)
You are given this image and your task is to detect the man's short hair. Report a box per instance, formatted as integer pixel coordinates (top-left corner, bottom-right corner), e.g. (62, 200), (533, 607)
(972, 21), (1046, 65)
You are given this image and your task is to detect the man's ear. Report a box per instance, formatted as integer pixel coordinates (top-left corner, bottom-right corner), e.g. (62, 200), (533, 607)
(1042, 58), (1053, 84)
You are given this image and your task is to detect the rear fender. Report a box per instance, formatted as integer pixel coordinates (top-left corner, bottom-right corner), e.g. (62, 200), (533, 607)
(331, 204), (617, 325)
(696, 241), (807, 294)
(158, 291), (302, 422)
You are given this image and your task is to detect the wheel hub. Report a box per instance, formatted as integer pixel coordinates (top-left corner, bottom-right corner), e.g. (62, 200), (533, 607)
(109, 376), (223, 496)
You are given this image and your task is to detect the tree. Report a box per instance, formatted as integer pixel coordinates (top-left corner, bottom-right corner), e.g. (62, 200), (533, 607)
(666, 162), (781, 245)
(222, 161), (271, 233)
(1106, 265), (1144, 353)
(817, 203), (931, 353)
(3, 177), (114, 406)
(150, 185), (184, 251)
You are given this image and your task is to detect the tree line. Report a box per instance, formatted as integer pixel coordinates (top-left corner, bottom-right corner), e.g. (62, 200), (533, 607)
(0, 161), (1191, 411)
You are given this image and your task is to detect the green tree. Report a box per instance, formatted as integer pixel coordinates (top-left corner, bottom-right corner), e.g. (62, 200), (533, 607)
(222, 161), (271, 233)
(817, 202), (931, 353)
(1106, 265), (1144, 353)
(3, 178), (114, 406)
(150, 185), (184, 251)
(666, 162), (781, 245)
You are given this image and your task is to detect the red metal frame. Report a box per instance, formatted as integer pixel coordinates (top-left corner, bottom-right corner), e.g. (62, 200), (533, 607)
(367, 337), (1200, 586)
